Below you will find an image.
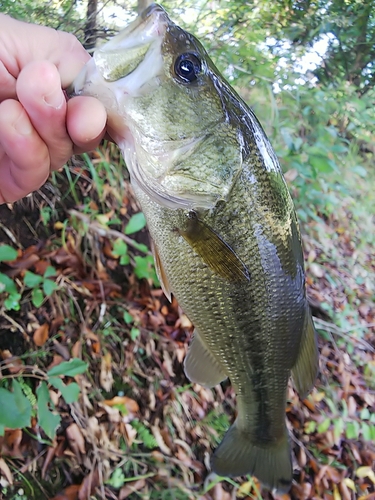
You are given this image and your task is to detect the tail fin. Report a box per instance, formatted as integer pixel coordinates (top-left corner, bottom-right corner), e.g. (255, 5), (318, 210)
(211, 421), (292, 493)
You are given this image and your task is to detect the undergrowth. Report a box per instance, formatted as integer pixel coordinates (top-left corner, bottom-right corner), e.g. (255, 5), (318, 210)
(0, 62), (374, 500)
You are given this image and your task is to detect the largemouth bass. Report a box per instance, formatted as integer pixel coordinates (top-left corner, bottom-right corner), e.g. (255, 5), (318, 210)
(69, 4), (319, 492)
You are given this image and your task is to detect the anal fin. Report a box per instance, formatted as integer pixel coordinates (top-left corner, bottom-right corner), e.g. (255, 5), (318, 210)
(292, 307), (319, 399)
(184, 330), (227, 388)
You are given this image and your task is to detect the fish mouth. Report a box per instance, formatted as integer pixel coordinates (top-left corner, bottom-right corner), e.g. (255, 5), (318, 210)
(68, 3), (169, 97)
(141, 3), (168, 20)
(67, 4), (223, 212)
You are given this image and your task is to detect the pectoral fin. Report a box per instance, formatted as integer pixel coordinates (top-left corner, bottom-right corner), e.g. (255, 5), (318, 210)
(184, 330), (227, 388)
(151, 239), (172, 302)
(179, 212), (250, 283)
(291, 307), (319, 399)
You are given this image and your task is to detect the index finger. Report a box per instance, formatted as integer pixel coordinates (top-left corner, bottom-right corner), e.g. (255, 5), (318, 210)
(0, 60), (17, 101)
(0, 14), (90, 94)
(45, 30), (91, 89)
(0, 99), (50, 203)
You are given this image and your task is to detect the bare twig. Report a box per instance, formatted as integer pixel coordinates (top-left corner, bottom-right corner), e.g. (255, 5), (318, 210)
(69, 209), (152, 255)
(314, 317), (375, 353)
(0, 309), (27, 336)
(0, 222), (22, 248)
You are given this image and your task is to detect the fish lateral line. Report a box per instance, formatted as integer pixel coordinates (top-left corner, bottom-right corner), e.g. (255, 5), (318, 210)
(177, 210), (251, 283)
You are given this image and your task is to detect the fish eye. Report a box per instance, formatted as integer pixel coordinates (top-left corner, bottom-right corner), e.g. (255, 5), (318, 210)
(174, 53), (201, 83)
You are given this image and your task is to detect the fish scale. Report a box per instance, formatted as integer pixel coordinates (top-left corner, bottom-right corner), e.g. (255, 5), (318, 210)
(69, 3), (319, 492)
(133, 166), (299, 441)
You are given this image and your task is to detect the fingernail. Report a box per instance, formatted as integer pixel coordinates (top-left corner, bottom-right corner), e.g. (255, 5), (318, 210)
(43, 88), (64, 109)
(14, 112), (33, 136)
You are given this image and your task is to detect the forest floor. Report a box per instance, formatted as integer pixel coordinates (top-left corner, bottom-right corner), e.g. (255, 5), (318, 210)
(0, 144), (374, 500)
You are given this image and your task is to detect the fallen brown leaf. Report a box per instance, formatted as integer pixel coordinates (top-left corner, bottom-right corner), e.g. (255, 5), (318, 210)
(119, 478), (146, 499)
(152, 424), (171, 455)
(71, 340), (82, 359)
(66, 423), (86, 458)
(0, 457), (13, 485)
(0, 353), (23, 375)
(123, 422), (137, 447)
(33, 259), (52, 275)
(33, 323), (50, 346)
(4, 429), (23, 457)
(50, 484), (80, 500)
(100, 352), (114, 392)
(78, 468), (100, 500)
(102, 395), (139, 414)
(42, 445), (57, 480)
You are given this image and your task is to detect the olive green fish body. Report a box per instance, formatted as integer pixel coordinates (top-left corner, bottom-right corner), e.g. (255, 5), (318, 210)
(132, 107), (308, 488)
(69, 4), (319, 492)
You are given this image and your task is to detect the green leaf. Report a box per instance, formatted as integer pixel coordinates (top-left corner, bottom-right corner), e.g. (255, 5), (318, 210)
(130, 241), (149, 254)
(123, 311), (133, 324)
(352, 165), (367, 178)
(133, 255), (159, 286)
(107, 468), (126, 488)
(47, 359), (88, 377)
(36, 382), (60, 440)
(360, 408), (371, 420)
(134, 255), (157, 281)
(4, 293), (21, 311)
(24, 271), (43, 288)
(361, 422), (372, 441)
(49, 378), (80, 404)
(107, 217), (122, 226)
(0, 380), (32, 430)
(120, 254), (130, 265)
(333, 418), (344, 441)
(0, 272), (17, 294)
(43, 279), (58, 297)
(133, 256), (148, 280)
(304, 420), (316, 434)
(40, 206), (52, 225)
(130, 327), (140, 341)
(60, 383), (80, 404)
(112, 239), (128, 257)
(125, 212), (146, 235)
(112, 239), (131, 264)
(317, 417), (331, 433)
(309, 155), (335, 174)
(346, 421), (360, 439)
(43, 266), (57, 278)
(0, 245), (17, 262)
(31, 288), (44, 308)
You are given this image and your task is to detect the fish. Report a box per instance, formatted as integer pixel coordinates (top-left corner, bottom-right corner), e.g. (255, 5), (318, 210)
(69, 3), (319, 493)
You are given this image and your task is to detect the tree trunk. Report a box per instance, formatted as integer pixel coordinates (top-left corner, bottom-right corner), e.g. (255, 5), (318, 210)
(84, 0), (98, 51)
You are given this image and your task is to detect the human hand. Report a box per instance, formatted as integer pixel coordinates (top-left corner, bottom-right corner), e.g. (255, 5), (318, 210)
(0, 14), (107, 204)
